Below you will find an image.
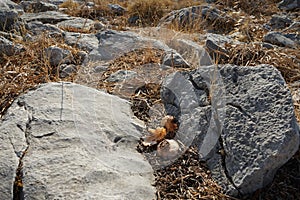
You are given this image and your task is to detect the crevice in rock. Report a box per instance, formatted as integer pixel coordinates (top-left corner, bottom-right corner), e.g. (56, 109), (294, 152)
(218, 135), (241, 196)
(33, 131), (56, 138)
(13, 115), (31, 200)
(60, 82), (64, 121)
(227, 103), (255, 122)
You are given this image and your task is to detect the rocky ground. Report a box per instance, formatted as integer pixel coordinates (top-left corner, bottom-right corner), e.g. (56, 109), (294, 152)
(0, 0), (299, 199)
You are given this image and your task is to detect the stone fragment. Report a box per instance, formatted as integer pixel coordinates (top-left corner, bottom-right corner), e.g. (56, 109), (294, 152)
(0, 82), (155, 199)
(278, 0), (299, 11)
(45, 46), (72, 67)
(161, 64), (300, 197)
(263, 31), (296, 48)
(161, 51), (190, 68)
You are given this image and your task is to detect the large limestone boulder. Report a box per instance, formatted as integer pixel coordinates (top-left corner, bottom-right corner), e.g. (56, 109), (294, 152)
(0, 82), (155, 199)
(161, 64), (299, 197)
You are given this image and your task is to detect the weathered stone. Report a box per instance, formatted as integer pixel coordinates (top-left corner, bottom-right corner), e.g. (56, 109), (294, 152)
(269, 14), (293, 30)
(159, 5), (235, 33)
(45, 46), (72, 67)
(161, 51), (190, 68)
(108, 4), (126, 15)
(107, 70), (137, 83)
(263, 31), (296, 48)
(21, 11), (74, 24)
(64, 32), (99, 52)
(87, 30), (170, 63)
(161, 64), (299, 197)
(166, 38), (213, 67)
(284, 33), (300, 45)
(204, 33), (236, 60)
(0, 82), (155, 199)
(25, 21), (64, 38)
(20, 1), (58, 13)
(59, 64), (77, 78)
(278, 0), (299, 11)
(0, 3), (19, 31)
(57, 17), (95, 32)
(0, 36), (24, 56)
(0, 0), (24, 14)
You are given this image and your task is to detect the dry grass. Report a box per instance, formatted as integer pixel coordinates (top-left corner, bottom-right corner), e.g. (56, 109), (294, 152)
(217, 0), (281, 16)
(0, 34), (81, 118)
(1, 0), (299, 199)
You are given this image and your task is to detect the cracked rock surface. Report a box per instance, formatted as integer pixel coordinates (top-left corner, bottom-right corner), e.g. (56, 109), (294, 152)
(161, 64), (300, 197)
(0, 82), (155, 199)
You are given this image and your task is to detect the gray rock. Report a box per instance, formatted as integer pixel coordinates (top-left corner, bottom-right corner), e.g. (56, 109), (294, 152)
(284, 33), (300, 45)
(159, 5), (235, 33)
(46, 0), (65, 6)
(204, 33), (236, 60)
(45, 46), (72, 67)
(263, 31), (296, 48)
(87, 30), (170, 63)
(0, 36), (24, 56)
(64, 32), (99, 52)
(107, 70), (137, 83)
(93, 65), (109, 73)
(269, 14), (293, 30)
(206, 0), (218, 3)
(166, 38), (213, 66)
(57, 17), (95, 32)
(108, 4), (126, 15)
(0, 82), (155, 199)
(161, 64), (299, 197)
(0, 3), (19, 31)
(0, 0), (24, 14)
(20, 1), (58, 13)
(94, 21), (106, 30)
(59, 64), (77, 78)
(278, 0), (299, 11)
(21, 11), (74, 24)
(25, 21), (64, 38)
(161, 51), (190, 68)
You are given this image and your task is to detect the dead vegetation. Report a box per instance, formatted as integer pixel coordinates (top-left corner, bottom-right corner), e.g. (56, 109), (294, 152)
(1, 0), (299, 199)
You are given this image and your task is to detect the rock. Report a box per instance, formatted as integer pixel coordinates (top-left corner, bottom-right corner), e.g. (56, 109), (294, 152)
(269, 14), (293, 30)
(94, 21), (106, 30)
(45, 46), (72, 67)
(278, 0), (299, 11)
(64, 32), (99, 52)
(93, 64), (109, 73)
(108, 4), (126, 15)
(0, 82), (155, 199)
(206, 0), (218, 3)
(87, 30), (170, 63)
(128, 15), (140, 25)
(0, 2), (19, 31)
(107, 70), (137, 83)
(59, 64), (77, 78)
(284, 33), (300, 45)
(0, 0), (24, 14)
(263, 31), (296, 48)
(159, 5), (235, 33)
(166, 38), (213, 66)
(21, 11), (74, 24)
(161, 64), (299, 197)
(0, 36), (24, 56)
(20, 1), (58, 13)
(47, 0), (65, 6)
(25, 21), (64, 38)
(57, 17), (95, 32)
(161, 51), (190, 68)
